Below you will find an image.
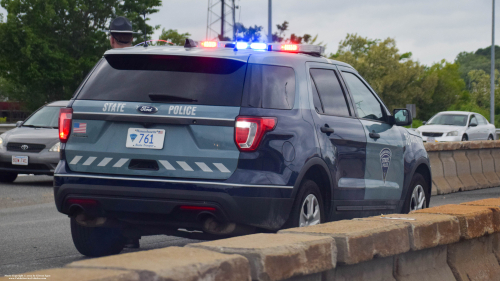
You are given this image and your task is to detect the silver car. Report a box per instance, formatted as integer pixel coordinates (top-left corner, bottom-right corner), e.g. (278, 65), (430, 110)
(415, 111), (496, 142)
(0, 101), (69, 182)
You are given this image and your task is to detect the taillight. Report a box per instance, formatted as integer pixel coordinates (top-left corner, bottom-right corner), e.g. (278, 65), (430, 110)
(235, 117), (277, 151)
(59, 108), (73, 143)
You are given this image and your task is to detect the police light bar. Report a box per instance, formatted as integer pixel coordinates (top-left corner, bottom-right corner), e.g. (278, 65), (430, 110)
(200, 41), (218, 48)
(268, 43), (325, 55)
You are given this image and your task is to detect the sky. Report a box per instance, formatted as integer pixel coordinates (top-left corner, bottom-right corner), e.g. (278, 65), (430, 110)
(0, 0), (497, 66)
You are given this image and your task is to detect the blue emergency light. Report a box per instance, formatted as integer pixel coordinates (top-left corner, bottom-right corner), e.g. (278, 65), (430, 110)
(194, 40), (324, 56)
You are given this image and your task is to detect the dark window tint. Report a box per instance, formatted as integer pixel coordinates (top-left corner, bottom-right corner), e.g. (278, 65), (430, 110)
(342, 72), (385, 121)
(23, 106), (62, 128)
(77, 55), (247, 106)
(309, 69), (350, 116)
(242, 64), (295, 110)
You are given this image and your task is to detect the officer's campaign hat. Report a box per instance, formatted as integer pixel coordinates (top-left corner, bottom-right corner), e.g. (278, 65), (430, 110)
(109, 17), (133, 34)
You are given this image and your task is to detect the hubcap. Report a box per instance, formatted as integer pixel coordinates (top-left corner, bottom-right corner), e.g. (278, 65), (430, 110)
(410, 185), (426, 212)
(299, 194), (321, 227)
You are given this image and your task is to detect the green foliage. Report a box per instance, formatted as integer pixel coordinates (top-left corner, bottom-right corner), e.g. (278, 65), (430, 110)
(0, 0), (161, 110)
(235, 23), (263, 42)
(456, 46), (500, 88)
(158, 28), (191, 46)
(404, 118), (423, 129)
(0, 117), (6, 123)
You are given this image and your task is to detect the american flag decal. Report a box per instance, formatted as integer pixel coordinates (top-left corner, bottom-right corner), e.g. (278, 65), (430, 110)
(73, 123), (87, 134)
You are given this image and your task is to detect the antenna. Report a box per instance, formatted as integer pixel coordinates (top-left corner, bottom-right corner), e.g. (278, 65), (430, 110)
(206, 0), (237, 41)
(142, 11), (148, 47)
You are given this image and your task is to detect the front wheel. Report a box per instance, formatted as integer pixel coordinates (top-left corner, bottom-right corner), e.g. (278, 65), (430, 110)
(461, 134), (468, 141)
(402, 173), (429, 213)
(285, 180), (324, 228)
(488, 134), (494, 141)
(71, 217), (126, 257)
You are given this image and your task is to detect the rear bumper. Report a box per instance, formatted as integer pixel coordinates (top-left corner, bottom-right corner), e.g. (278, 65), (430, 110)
(54, 165), (294, 231)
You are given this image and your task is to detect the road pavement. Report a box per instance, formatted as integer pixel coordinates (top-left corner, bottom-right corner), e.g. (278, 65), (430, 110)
(1, 176), (499, 276)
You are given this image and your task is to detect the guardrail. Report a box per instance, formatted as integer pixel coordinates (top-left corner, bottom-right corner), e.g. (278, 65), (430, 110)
(0, 124), (16, 134)
(425, 140), (500, 195)
(7, 198), (500, 280)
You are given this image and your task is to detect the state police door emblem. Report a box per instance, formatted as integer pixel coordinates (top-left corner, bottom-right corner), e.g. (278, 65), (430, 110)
(379, 148), (392, 183)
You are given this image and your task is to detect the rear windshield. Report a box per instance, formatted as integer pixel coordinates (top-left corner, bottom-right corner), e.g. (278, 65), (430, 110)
(76, 55), (247, 106)
(23, 106), (62, 128)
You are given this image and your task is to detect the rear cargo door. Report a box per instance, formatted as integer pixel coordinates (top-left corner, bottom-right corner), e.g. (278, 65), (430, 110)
(65, 54), (248, 180)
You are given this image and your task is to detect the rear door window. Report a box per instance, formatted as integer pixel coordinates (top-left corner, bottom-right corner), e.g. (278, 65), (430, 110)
(76, 55), (247, 106)
(242, 64), (295, 110)
(309, 69), (351, 117)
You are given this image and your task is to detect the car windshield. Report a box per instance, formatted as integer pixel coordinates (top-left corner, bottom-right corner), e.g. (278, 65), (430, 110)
(427, 114), (468, 126)
(23, 106), (62, 128)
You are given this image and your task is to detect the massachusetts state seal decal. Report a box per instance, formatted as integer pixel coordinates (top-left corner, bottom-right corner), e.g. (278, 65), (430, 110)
(380, 148), (392, 183)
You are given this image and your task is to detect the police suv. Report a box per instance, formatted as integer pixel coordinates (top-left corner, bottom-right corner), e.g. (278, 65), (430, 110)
(54, 40), (431, 257)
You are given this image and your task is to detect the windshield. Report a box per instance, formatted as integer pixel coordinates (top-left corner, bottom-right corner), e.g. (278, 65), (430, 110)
(23, 106), (62, 128)
(76, 55), (247, 106)
(427, 114), (468, 126)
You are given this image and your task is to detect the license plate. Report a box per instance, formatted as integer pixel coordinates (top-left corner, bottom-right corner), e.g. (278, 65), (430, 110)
(126, 128), (165, 149)
(12, 156), (28, 165)
(427, 137), (436, 142)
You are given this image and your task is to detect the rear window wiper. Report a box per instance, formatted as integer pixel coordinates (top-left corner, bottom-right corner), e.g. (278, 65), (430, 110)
(149, 94), (198, 103)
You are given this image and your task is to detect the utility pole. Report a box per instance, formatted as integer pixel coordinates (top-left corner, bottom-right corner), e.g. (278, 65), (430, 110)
(268, 0), (272, 43)
(221, 0), (225, 39)
(492, 0), (496, 124)
(232, 0), (236, 41)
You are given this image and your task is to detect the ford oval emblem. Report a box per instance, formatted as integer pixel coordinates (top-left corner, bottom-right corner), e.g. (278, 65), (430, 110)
(137, 105), (158, 114)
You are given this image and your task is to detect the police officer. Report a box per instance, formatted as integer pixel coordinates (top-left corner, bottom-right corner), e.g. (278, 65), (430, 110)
(109, 16), (134, 49)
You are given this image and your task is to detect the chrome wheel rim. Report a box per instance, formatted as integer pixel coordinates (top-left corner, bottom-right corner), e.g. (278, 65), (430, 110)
(410, 185), (426, 212)
(299, 194), (320, 227)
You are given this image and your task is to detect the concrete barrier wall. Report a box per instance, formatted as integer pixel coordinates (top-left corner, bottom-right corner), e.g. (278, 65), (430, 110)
(425, 140), (500, 195)
(6, 198), (500, 281)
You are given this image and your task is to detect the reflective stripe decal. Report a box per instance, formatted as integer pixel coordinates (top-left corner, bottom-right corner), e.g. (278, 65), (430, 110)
(159, 160), (176, 170)
(177, 161), (194, 171)
(213, 163), (231, 173)
(113, 158), (129, 168)
(97, 158), (113, 167)
(70, 156), (83, 165)
(82, 157), (97, 166)
(195, 162), (213, 172)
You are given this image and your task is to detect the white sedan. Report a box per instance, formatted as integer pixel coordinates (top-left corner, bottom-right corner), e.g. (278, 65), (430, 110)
(415, 111), (496, 142)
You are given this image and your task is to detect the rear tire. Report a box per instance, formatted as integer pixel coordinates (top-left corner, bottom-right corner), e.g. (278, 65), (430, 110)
(285, 180), (324, 228)
(402, 173), (429, 214)
(0, 172), (18, 183)
(461, 134), (468, 141)
(71, 217), (126, 257)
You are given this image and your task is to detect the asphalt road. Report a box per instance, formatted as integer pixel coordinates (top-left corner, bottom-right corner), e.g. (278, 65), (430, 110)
(1, 176), (499, 276)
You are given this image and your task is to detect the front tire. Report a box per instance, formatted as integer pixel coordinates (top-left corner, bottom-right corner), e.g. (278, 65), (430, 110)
(286, 180), (324, 228)
(402, 173), (429, 213)
(71, 217), (126, 257)
(0, 172), (18, 183)
(488, 134), (494, 141)
(461, 134), (468, 141)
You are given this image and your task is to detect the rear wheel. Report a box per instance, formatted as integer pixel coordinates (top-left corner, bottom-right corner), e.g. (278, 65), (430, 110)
(402, 173), (429, 213)
(286, 180), (324, 228)
(71, 217), (126, 257)
(0, 172), (18, 183)
(461, 134), (468, 141)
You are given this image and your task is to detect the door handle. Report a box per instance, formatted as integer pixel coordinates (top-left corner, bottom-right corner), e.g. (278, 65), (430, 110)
(369, 131), (380, 139)
(320, 126), (335, 134)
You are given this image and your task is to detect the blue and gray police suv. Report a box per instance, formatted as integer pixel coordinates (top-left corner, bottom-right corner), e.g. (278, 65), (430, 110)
(54, 40), (431, 257)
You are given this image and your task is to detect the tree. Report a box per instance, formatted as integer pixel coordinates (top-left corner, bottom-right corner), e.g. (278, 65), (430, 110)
(0, 0), (161, 110)
(159, 28), (191, 46)
(330, 34), (464, 121)
(235, 23), (263, 42)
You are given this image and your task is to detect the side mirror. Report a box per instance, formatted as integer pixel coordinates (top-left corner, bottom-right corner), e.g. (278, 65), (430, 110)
(392, 109), (412, 126)
(469, 122), (478, 127)
(422, 121), (427, 125)
(15, 121), (23, 127)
